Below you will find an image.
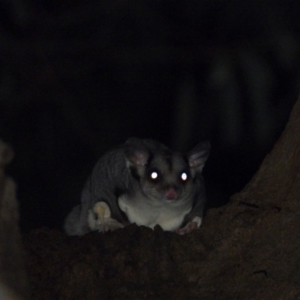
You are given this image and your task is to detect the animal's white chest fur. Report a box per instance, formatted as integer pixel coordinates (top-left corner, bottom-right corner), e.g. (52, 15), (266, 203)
(118, 194), (192, 231)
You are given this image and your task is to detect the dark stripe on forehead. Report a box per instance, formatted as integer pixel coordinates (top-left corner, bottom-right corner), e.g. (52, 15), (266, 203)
(147, 149), (173, 171)
(146, 152), (154, 165)
(129, 166), (140, 181)
(160, 148), (173, 171)
(172, 152), (188, 172)
(182, 154), (189, 165)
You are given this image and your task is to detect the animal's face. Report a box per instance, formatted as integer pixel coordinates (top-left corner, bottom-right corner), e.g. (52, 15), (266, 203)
(125, 137), (210, 203)
(138, 152), (196, 202)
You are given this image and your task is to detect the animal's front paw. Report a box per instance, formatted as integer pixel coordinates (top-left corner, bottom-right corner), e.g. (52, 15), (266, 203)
(100, 219), (124, 232)
(176, 221), (198, 235)
(88, 201), (124, 233)
(176, 216), (202, 235)
(94, 201), (111, 222)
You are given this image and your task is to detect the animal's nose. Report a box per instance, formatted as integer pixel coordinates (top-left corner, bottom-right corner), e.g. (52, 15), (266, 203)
(165, 187), (177, 200)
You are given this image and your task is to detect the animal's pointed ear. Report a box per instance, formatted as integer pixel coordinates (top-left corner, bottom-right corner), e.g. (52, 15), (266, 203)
(124, 137), (149, 166)
(188, 141), (211, 172)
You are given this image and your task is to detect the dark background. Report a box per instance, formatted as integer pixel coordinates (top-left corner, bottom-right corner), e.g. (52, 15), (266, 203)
(0, 0), (299, 232)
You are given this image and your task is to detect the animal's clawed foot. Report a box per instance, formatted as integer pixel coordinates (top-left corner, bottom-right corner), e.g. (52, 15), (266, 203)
(99, 219), (124, 232)
(88, 201), (124, 233)
(176, 221), (198, 235)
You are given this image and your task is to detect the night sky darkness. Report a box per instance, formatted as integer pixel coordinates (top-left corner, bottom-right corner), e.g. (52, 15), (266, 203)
(0, 0), (299, 232)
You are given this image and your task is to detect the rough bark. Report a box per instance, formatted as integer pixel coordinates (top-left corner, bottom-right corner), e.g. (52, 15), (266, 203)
(232, 96), (300, 207)
(0, 141), (29, 300)
(23, 98), (300, 299)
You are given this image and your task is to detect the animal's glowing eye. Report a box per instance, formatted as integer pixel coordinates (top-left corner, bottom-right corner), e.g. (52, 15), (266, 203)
(148, 169), (161, 182)
(180, 172), (188, 181)
(150, 171), (159, 180)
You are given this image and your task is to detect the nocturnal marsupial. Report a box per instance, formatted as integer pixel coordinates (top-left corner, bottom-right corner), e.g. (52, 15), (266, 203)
(64, 137), (210, 235)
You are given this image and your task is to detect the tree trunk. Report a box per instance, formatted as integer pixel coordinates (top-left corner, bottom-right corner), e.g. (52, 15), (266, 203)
(197, 96), (300, 298)
(0, 141), (29, 300)
(231, 96), (300, 207)
(23, 97), (300, 299)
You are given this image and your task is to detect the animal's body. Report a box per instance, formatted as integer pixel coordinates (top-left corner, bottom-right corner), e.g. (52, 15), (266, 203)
(64, 138), (210, 235)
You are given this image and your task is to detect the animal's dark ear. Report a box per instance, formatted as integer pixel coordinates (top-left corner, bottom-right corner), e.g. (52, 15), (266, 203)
(124, 137), (149, 166)
(188, 141), (211, 172)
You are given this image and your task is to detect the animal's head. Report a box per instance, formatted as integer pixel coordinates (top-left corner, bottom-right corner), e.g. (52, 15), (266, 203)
(125, 138), (210, 202)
